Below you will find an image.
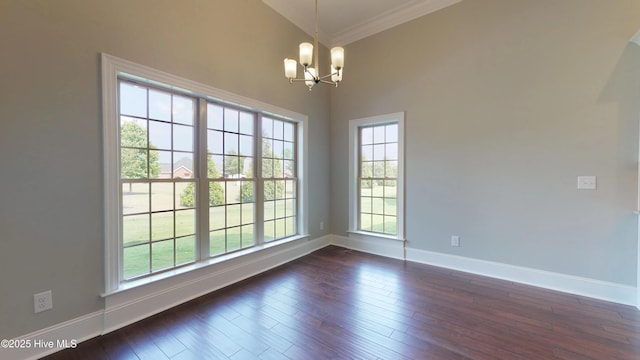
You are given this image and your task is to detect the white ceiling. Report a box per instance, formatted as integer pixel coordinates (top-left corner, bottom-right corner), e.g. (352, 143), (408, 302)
(263, 0), (462, 46)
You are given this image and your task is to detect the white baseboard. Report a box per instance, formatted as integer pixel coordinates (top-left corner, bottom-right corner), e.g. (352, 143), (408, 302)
(1, 311), (103, 360)
(330, 233), (405, 259)
(2, 236), (331, 360)
(406, 247), (637, 307)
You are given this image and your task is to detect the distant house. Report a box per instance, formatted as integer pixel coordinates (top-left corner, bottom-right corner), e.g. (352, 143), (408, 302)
(159, 157), (193, 179)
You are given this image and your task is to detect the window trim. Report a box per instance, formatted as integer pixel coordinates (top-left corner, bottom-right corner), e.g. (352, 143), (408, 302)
(348, 112), (405, 241)
(102, 53), (309, 294)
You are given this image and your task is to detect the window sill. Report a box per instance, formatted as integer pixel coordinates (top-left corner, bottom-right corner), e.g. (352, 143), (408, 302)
(347, 230), (405, 242)
(102, 234), (310, 298)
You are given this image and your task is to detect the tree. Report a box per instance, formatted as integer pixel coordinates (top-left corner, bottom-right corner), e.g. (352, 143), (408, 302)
(121, 121), (160, 192)
(180, 155), (224, 207)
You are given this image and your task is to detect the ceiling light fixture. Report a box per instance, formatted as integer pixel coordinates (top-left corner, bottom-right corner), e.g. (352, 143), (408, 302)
(283, 0), (344, 90)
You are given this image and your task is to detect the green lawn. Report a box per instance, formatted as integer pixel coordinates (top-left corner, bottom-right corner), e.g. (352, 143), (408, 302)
(360, 183), (397, 235)
(121, 181), (295, 279)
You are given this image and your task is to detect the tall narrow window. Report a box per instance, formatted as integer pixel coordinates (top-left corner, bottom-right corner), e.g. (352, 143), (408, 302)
(262, 117), (297, 242)
(119, 81), (197, 279)
(359, 123), (398, 235)
(207, 104), (256, 255)
(348, 112), (404, 240)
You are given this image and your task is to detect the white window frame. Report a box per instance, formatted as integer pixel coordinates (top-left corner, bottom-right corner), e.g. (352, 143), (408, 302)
(348, 112), (405, 241)
(102, 53), (308, 294)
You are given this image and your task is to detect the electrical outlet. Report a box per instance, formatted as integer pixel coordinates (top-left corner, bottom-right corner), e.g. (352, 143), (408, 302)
(320, 221), (324, 230)
(451, 236), (460, 247)
(34, 290), (53, 313)
(577, 176), (596, 190)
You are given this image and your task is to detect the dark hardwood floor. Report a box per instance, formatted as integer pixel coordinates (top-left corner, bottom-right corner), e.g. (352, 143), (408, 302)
(43, 246), (640, 359)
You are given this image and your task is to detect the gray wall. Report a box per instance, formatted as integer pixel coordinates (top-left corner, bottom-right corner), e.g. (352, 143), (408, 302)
(0, 0), (331, 339)
(331, 0), (640, 285)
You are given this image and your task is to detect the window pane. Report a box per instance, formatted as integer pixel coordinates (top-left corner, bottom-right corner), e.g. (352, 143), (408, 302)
(240, 181), (254, 202)
(227, 227), (241, 251)
(224, 108), (239, 133)
(173, 153), (193, 179)
(155, 150), (171, 179)
(273, 120), (284, 140)
(208, 104), (223, 130)
(273, 140), (284, 159)
(173, 124), (193, 152)
(372, 214), (384, 232)
(152, 240), (174, 272)
(208, 130), (223, 154)
(123, 244), (150, 279)
(151, 212), (173, 240)
(284, 122), (294, 142)
(242, 203), (254, 224)
(373, 126), (385, 143)
(385, 182), (397, 198)
(176, 235), (195, 265)
(178, 182), (196, 207)
(361, 197), (371, 214)
(149, 89), (171, 121)
(386, 143), (398, 160)
(386, 161), (398, 178)
(361, 127), (373, 145)
(241, 225), (254, 247)
(239, 112), (254, 135)
(210, 181), (225, 206)
(373, 144), (385, 161)
(151, 182), (173, 212)
(120, 117), (148, 148)
(285, 217), (295, 236)
(384, 218), (397, 235)
(239, 135), (253, 156)
(210, 205), (225, 230)
(123, 214), (149, 246)
(121, 148), (148, 179)
(209, 230), (225, 256)
(373, 161), (385, 178)
(264, 200), (275, 220)
(275, 219), (286, 238)
(372, 198), (384, 215)
(122, 183), (149, 215)
(227, 204), (241, 227)
(173, 95), (194, 125)
(241, 157), (253, 177)
(149, 120), (171, 150)
(120, 82), (147, 118)
(361, 213), (372, 231)
(385, 198), (397, 216)
(224, 133), (239, 154)
(283, 141), (294, 159)
(262, 117), (273, 138)
(176, 209), (195, 237)
(210, 155), (224, 179)
(275, 200), (286, 217)
(264, 220), (275, 242)
(175, 182), (193, 210)
(224, 155), (240, 177)
(386, 124), (398, 142)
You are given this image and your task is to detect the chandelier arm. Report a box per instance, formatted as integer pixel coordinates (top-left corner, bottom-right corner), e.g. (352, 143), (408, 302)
(319, 79), (339, 85)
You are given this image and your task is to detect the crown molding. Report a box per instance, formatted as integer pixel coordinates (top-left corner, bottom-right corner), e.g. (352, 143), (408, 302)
(264, 0), (461, 48)
(331, 0), (462, 46)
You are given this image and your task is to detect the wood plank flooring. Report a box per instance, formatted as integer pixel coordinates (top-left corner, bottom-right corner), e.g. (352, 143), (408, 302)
(43, 246), (640, 359)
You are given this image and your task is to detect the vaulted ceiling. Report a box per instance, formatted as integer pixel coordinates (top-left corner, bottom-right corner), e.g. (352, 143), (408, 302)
(263, 0), (461, 46)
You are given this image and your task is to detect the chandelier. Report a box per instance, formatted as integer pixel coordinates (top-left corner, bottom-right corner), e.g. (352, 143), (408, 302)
(283, 0), (344, 90)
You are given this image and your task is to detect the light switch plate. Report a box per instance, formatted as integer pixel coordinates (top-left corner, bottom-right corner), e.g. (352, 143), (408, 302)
(577, 176), (596, 190)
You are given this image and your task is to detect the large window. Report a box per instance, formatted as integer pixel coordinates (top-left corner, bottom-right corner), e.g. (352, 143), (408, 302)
(103, 54), (307, 290)
(349, 113), (404, 240)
